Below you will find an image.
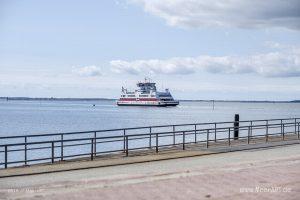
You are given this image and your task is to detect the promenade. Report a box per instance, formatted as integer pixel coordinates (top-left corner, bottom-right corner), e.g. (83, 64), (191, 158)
(1, 141), (299, 200)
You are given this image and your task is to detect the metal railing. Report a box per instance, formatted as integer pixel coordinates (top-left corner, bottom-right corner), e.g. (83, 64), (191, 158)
(0, 118), (299, 169)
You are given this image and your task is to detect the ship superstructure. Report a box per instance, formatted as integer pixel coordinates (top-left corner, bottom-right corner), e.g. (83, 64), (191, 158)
(117, 79), (179, 106)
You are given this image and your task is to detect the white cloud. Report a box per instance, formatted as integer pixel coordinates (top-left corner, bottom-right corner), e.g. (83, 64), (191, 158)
(110, 46), (300, 77)
(110, 58), (195, 75)
(130, 0), (300, 30)
(72, 65), (102, 77)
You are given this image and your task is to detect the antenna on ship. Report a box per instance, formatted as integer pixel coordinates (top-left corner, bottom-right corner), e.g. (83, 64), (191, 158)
(144, 77), (151, 83)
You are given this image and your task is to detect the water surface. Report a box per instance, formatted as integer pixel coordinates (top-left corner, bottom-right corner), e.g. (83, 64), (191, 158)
(0, 99), (299, 136)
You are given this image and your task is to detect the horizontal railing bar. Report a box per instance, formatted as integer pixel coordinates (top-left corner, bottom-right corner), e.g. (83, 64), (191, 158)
(0, 152), (92, 166)
(95, 149), (124, 155)
(1, 157), (54, 165)
(0, 122), (297, 148)
(0, 117), (298, 140)
(0, 128), (291, 154)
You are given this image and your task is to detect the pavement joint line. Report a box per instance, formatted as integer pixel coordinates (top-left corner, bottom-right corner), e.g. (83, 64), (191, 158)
(0, 139), (299, 178)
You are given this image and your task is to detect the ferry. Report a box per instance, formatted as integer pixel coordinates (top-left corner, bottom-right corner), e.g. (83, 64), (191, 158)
(117, 79), (179, 106)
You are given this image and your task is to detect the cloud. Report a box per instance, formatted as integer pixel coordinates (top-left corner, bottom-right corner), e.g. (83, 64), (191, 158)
(72, 65), (102, 77)
(110, 58), (195, 75)
(110, 46), (300, 77)
(130, 0), (300, 30)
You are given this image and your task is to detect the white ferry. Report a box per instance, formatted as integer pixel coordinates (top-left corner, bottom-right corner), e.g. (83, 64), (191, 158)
(117, 79), (179, 106)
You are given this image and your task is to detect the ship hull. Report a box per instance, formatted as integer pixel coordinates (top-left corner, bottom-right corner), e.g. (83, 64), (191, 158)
(117, 100), (179, 107)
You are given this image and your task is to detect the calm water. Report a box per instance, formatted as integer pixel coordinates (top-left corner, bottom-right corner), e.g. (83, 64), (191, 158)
(0, 99), (300, 137)
(1, 99), (300, 166)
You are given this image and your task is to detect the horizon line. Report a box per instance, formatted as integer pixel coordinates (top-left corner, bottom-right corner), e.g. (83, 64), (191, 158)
(0, 97), (299, 103)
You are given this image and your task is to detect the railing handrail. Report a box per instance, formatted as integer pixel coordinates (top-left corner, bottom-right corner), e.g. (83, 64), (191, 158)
(1, 117), (300, 169)
(0, 121), (296, 148)
(0, 117), (298, 140)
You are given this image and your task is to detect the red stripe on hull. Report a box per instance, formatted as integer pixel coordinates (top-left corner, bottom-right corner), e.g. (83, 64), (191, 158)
(119, 98), (158, 101)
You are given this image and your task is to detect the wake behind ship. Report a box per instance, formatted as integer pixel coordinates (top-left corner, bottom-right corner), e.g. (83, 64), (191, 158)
(117, 79), (179, 106)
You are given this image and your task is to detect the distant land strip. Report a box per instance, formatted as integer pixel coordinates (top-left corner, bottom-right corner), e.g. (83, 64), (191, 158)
(0, 97), (299, 103)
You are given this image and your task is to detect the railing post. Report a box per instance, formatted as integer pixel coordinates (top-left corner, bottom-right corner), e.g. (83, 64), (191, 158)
(282, 124), (285, 140)
(298, 122), (300, 139)
(149, 127), (152, 149)
(123, 129), (126, 153)
(51, 142), (55, 163)
(295, 119), (297, 134)
(214, 123), (217, 142)
(173, 125), (175, 145)
(194, 125), (197, 143)
(234, 114), (239, 140)
(250, 121), (253, 136)
(24, 136), (27, 165)
(206, 130), (209, 148)
(247, 126), (250, 144)
(4, 145), (8, 169)
(156, 133), (158, 153)
(61, 134), (64, 161)
(94, 132), (97, 157)
(281, 119), (283, 136)
(183, 131), (185, 150)
(126, 136), (129, 156)
(266, 120), (268, 142)
(228, 128), (231, 146)
(91, 139), (94, 160)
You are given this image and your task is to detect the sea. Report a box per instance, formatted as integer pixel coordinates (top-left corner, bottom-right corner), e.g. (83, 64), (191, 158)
(0, 99), (300, 137)
(0, 99), (299, 167)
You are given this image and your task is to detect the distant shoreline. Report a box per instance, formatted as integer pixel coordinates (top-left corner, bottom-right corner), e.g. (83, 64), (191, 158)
(0, 97), (299, 103)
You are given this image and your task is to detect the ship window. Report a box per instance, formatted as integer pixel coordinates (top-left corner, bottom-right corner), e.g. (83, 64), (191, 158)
(139, 95), (149, 97)
(128, 95), (135, 97)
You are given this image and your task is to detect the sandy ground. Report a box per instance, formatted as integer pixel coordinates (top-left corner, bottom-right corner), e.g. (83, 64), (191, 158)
(0, 144), (300, 200)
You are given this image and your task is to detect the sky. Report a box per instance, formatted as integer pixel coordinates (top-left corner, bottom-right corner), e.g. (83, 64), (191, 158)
(0, 0), (300, 100)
